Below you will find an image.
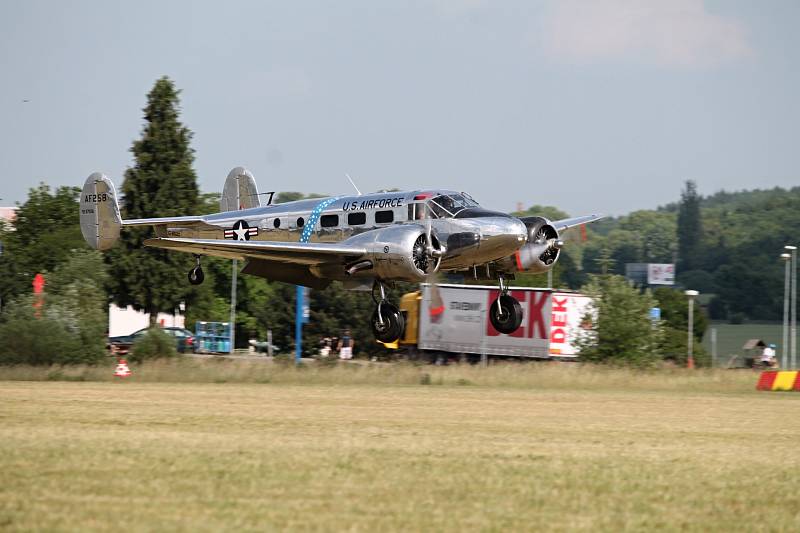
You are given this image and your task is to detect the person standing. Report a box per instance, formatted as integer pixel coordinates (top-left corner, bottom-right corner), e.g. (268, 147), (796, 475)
(338, 329), (354, 360)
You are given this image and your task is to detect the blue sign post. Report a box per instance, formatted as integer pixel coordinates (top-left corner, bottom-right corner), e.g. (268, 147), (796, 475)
(295, 285), (303, 364)
(295, 286), (311, 364)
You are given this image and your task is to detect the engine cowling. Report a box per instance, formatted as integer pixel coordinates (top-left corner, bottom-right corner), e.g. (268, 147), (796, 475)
(499, 216), (562, 274)
(341, 225), (443, 282)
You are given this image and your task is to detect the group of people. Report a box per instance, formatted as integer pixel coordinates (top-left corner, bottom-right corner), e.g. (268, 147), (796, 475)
(319, 329), (355, 360)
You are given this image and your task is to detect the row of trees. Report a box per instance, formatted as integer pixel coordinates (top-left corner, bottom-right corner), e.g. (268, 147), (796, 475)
(552, 181), (799, 322)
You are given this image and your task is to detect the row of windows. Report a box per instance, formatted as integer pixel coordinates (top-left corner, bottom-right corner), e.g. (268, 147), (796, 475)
(271, 210), (396, 229)
(322, 210), (395, 228)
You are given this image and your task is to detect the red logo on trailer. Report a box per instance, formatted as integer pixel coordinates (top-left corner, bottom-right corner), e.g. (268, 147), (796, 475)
(485, 290), (549, 339)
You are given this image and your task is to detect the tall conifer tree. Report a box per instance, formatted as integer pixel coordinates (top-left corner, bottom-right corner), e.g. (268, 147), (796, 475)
(107, 77), (199, 321)
(677, 180), (703, 272)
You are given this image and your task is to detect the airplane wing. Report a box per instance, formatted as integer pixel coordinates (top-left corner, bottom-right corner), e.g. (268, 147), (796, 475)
(144, 237), (367, 264)
(551, 214), (605, 232)
(124, 216), (207, 227)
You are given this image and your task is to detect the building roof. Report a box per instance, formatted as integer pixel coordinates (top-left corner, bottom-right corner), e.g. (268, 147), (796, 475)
(742, 339), (766, 350)
(0, 207), (17, 222)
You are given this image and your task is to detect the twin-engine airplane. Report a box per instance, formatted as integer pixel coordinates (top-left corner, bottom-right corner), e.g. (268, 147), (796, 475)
(80, 168), (603, 342)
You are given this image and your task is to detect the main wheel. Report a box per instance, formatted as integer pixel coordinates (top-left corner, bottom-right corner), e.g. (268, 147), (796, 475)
(489, 294), (523, 334)
(188, 266), (205, 285)
(371, 302), (405, 343)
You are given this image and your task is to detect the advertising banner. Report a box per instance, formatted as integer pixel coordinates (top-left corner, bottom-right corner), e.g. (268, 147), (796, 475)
(647, 263), (675, 285)
(549, 292), (594, 357)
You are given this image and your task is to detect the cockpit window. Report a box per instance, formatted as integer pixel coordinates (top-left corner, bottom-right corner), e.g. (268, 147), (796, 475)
(409, 193), (480, 220)
(428, 194), (480, 218)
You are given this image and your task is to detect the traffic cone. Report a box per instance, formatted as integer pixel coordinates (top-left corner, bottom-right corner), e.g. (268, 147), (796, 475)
(114, 359), (132, 378)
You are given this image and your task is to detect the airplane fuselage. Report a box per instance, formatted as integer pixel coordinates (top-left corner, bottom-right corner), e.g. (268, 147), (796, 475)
(160, 189), (528, 275)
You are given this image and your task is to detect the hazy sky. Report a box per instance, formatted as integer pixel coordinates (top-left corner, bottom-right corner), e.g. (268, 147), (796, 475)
(1, 0), (798, 215)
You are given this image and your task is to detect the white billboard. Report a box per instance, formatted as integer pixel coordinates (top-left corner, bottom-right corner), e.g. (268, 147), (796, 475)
(647, 263), (675, 285)
(549, 292), (594, 357)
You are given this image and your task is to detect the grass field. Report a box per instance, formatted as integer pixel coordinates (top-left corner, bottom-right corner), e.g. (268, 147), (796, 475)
(1, 364), (799, 531)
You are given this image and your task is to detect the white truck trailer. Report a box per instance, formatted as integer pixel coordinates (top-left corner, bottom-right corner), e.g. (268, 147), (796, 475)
(394, 284), (593, 360)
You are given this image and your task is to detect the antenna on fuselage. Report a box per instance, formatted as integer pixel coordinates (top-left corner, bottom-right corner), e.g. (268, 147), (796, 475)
(345, 173), (362, 196)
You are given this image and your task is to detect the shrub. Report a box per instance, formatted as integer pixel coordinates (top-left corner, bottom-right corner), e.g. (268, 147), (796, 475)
(0, 315), (88, 365)
(576, 275), (663, 367)
(130, 328), (177, 363)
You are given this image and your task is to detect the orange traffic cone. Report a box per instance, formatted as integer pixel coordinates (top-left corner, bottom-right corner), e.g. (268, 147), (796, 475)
(114, 359), (132, 378)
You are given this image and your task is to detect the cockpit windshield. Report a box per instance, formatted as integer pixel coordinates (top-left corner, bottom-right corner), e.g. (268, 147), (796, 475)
(428, 193), (479, 218)
(409, 192), (480, 220)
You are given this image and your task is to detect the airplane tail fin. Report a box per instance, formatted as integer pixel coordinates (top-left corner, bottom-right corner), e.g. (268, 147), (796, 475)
(220, 167), (261, 212)
(79, 172), (122, 250)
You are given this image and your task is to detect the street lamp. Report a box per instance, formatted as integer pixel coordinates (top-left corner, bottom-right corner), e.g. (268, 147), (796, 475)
(781, 253), (791, 369)
(786, 245), (797, 369)
(685, 290), (699, 369)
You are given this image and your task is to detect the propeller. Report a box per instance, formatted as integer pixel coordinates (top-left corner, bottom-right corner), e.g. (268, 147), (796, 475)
(413, 219), (446, 275)
(528, 225), (563, 266)
(421, 219), (447, 322)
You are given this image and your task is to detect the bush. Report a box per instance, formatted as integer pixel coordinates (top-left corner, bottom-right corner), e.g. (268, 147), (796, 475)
(576, 275), (663, 367)
(660, 327), (711, 367)
(0, 315), (96, 366)
(130, 328), (178, 363)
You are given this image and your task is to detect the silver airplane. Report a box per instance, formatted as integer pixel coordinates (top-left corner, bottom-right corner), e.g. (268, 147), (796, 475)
(79, 167), (603, 342)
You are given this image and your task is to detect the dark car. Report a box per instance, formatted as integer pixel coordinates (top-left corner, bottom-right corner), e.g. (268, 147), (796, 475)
(108, 327), (196, 356)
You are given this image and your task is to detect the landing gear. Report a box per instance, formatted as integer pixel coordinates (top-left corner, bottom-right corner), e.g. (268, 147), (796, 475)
(371, 281), (405, 343)
(489, 275), (523, 334)
(188, 255), (204, 285)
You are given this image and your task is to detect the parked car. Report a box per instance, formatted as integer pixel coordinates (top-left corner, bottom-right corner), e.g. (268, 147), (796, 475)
(108, 327), (196, 356)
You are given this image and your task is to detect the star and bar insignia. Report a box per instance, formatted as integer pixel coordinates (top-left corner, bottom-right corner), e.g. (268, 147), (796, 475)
(224, 220), (259, 241)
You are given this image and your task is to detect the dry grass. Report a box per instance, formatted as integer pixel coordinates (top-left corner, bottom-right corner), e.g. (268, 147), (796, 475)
(0, 367), (798, 532)
(0, 357), (763, 394)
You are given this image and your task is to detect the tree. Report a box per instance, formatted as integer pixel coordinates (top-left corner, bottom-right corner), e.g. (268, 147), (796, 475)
(652, 287), (710, 366)
(511, 204), (569, 221)
(677, 180), (703, 272)
(275, 192), (326, 204)
(106, 77), (200, 322)
(0, 184), (86, 305)
(576, 275), (662, 367)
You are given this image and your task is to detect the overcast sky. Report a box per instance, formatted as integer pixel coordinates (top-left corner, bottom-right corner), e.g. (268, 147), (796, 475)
(1, 0), (798, 215)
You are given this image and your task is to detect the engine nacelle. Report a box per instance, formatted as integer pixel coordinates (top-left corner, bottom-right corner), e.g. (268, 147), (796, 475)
(339, 225), (443, 282)
(498, 216), (561, 274)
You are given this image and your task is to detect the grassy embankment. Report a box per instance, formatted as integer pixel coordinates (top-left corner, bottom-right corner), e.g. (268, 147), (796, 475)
(1, 362), (798, 531)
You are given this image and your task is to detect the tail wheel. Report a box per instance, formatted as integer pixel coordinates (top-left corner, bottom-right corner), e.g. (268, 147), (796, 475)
(489, 294), (523, 334)
(188, 266), (205, 285)
(371, 302), (405, 343)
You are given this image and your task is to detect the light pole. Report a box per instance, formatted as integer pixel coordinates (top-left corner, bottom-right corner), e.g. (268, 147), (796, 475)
(781, 252), (791, 369)
(685, 290), (699, 369)
(786, 245), (797, 369)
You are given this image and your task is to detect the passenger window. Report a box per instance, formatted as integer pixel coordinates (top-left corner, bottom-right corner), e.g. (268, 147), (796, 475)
(320, 214), (339, 228)
(375, 210), (394, 223)
(408, 203), (425, 220)
(347, 212), (366, 226)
